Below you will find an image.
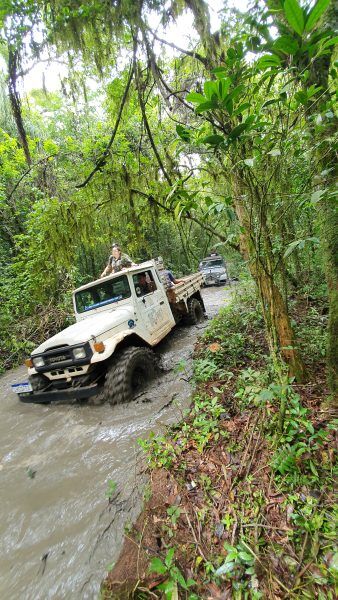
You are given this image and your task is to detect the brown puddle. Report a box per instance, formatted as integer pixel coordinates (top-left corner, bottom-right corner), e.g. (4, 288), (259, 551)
(0, 286), (231, 599)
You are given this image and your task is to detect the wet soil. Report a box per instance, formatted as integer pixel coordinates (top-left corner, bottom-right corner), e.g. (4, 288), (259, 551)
(0, 286), (231, 599)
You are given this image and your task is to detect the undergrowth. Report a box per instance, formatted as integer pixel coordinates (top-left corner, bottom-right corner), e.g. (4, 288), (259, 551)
(105, 286), (337, 599)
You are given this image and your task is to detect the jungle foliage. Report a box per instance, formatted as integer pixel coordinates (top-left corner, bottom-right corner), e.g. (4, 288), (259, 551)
(106, 286), (336, 599)
(0, 0), (337, 393)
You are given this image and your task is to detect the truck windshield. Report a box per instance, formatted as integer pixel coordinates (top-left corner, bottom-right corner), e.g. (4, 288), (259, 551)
(75, 275), (131, 313)
(200, 259), (224, 269)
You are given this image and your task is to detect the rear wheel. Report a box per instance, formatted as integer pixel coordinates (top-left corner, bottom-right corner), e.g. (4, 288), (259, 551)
(103, 346), (156, 405)
(185, 297), (204, 325)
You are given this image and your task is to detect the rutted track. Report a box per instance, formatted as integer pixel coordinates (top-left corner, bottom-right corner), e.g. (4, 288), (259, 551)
(0, 286), (231, 599)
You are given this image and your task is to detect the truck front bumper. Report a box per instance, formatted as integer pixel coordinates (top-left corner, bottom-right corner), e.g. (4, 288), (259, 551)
(18, 383), (100, 403)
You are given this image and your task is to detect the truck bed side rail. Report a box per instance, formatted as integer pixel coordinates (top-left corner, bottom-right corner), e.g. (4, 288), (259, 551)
(166, 272), (203, 304)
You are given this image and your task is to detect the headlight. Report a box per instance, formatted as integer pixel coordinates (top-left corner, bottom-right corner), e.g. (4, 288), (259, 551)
(32, 356), (45, 368)
(73, 347), (86, 360)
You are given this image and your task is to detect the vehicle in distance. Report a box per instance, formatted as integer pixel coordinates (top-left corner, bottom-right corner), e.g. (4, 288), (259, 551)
(199, 254), (228, 286)
(13, 261), (205, 405)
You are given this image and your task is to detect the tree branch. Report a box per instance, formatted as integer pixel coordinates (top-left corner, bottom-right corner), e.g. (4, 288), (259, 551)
(76, 62), (134, 189)
(149, 29), (208, 66)
(8, 153), (60, 201)
(135, 61), (173, 186)
(130, 188), (239, 251)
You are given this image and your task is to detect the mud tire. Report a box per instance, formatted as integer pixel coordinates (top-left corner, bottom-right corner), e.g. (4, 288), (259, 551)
(185, 297), (204, 325)
(104, 346), (156, 405)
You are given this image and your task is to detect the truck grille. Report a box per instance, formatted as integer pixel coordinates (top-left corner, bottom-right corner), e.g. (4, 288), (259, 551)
(44, 350), (71, 365)
(33, 343), (93, 373)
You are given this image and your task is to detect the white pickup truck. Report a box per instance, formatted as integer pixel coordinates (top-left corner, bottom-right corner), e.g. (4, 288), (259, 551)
(13, 261), (205, 404)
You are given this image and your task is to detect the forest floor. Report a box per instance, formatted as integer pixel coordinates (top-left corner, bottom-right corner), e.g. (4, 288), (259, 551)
(102, 285), (337, 600)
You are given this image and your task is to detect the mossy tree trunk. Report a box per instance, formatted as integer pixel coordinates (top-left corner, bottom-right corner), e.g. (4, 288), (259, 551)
(233, 177), (306, 381)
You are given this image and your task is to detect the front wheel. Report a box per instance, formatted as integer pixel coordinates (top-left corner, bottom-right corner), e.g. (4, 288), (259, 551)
(103, 346), (156, 405)
(185, 297), (204, 325)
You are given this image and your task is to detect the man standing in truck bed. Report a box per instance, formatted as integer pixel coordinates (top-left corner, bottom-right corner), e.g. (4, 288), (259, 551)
(155, 257), (184, 289)
(100, 244), (134, 278)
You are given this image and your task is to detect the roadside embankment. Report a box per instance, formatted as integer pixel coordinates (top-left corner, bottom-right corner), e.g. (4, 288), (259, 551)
(102, 285), (336, 599)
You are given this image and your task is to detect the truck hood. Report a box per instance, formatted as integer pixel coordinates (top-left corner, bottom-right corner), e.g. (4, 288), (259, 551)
(32, 306), (134, 354)
(201, 266), (226, 274)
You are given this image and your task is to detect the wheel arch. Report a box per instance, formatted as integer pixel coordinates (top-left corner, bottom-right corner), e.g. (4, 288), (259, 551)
(190, 290), (206, 314)
(90, 331), (150, 369)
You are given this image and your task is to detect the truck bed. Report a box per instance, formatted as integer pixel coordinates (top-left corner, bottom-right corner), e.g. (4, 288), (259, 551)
(166, 272), (203, 304)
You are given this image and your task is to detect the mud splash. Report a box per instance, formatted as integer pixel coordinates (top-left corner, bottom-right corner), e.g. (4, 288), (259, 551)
(0, 287), (231, 599)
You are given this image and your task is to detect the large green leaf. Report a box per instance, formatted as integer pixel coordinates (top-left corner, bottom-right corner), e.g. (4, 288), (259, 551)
(273, 35), (299, 55)
(229, 84), (245, 102)
(204, 80), (218, 100)
(256, 54), (281, 71)
(322, 35), (338, 49)
(284, 0), (305, 36)
(195, 100), (217, 113)
(186, 92), (206, 104)
(217, 77), (231, 100)
(211, 66), (228, 79)
(305, 0), (330, 32)
(245, 115), (256, 126)
(149, 557), (167, 574)
(229, 123), (248, 139)
(283, 237), (319, 258)
(222, 96), (233, 115)
(261, 98), (280, 109)
(176, 124), (191, 142)
(233, 102), (251, 115)
(202, 134), (224, 146)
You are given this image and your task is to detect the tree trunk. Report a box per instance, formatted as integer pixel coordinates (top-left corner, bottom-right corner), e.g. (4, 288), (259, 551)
(268, 0), (337, 395)
(233, 180), (306, 381)
(7, 47), (31, 165)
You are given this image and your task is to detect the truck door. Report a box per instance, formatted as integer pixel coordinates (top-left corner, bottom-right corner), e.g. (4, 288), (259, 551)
(132, 269), (175, 343)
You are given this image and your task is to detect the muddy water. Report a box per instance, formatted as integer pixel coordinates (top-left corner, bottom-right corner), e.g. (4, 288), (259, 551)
(0, 287), (230, 599)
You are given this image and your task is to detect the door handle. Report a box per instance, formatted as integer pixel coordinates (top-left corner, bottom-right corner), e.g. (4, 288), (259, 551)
(160, 301), (164, 305)
(142, 297), (146, 304)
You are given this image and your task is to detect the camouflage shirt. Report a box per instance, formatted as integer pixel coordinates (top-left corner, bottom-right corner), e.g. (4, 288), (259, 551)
(107, 252), (132, 273)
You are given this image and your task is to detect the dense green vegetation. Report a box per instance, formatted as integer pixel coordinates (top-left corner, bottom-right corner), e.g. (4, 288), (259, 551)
(104, 286), (336, 599)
